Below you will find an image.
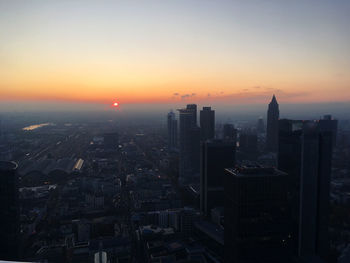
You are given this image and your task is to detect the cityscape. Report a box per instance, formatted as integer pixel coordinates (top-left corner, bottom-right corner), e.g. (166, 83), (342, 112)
(1, 96), (349, 263)
(1, 1), (350, 263)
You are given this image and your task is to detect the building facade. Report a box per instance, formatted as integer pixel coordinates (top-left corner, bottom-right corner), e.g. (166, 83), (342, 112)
(224, 165), (291, 263)
(167, 111), (178, 150)
(278, 119), (334, 260)
(0, 161), (19, 260)
(200, 107), (215, 141)
(266, 95), (279, 152)
(200, 140), (235, 216)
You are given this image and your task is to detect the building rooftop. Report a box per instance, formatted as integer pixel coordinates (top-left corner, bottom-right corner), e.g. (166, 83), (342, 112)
(225, 165), (286, 178)
(194, 220), (224, 245)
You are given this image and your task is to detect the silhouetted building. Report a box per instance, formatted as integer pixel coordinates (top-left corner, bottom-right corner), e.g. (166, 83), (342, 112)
(266, 95), (279, 152)
(224, 165), (291, 263)
(319, 114), (338, 146)
(0, 161), (19, 260)
(200, 140), (235, 217)
(186, 104), (197, 127)
(167, 111), (178, 150)
(178, 105), (199, 183)
(257, 117), (265, 134)
(278, 119), (334, 261)
(223, 124), (237, 143)
(200, 107), (215, 141)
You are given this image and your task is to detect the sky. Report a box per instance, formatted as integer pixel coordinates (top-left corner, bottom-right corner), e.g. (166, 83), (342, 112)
(0, 0), (349, 111)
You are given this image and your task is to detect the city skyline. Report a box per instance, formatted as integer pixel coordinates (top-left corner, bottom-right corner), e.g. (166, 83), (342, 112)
(1, 0), (350, 110)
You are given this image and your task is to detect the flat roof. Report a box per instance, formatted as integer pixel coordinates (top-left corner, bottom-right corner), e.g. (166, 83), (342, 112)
(225, 166), (286, 177)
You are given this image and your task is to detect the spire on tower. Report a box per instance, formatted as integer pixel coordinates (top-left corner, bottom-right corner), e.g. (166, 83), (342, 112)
(270, 94), (278, 105)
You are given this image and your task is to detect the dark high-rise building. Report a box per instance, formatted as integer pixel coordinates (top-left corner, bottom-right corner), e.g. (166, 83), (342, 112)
(224, 165), (290, 263)
(278, 119), (334, 260)
(266, 95), (279, 152)
(167, 111), (178, 150)
(200, 107), (215, 141)
(178, 104), (199, 183)
(200, 140), (235, 217)
(186, 104), (197, 127)
(257, 117), (265, 134)
(223, 124), (237, 143)
(0, 161), (19, 260)
(319, 114), (338, 146)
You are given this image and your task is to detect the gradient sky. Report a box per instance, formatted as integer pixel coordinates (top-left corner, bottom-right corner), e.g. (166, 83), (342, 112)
(1, 0), (349, 108)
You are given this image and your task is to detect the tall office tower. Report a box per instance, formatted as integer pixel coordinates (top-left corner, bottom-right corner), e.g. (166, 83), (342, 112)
(167, 111), (178, 150)
(224, 165), (290, 263)
(278, 119), (334, 261)
(257, 117), (265, 134)
(266, 95), (279, 152)
(186, 104), (197, 126)
(200, 107), (215, 141)
(319, 114), (338, 146)
(178, 105), (199, 182)
(0, 161), (19, 260)
(200, 140), (235, 217)
(223, 124), (237, 143)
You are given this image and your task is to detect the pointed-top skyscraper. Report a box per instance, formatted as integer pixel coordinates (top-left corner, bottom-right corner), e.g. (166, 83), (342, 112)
(266, 95), (279, 152)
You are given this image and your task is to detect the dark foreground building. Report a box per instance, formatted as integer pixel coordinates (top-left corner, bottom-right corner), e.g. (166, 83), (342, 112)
(278, 119), (334, 261)
(200, 140), (235, 217)
(167, 110), (178, 150)
(0, 161), (19, 260)
(224, 165), (291, 263)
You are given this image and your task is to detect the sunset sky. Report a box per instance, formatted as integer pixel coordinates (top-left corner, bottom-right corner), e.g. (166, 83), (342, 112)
(1, 0), (349, 109)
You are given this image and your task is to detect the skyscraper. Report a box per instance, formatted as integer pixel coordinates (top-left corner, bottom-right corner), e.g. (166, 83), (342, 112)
(319, 114), (338, 146)
(167, 111), (178, 150)
(266, 95), (279, 152)
(223, 123), (237, 143)
(278, 119), (334, 260)
(200, 140), (235, 217)
(178, 104), (199, 183)
(257, 117), (265, 134)
(200, 107), (215, 141)
(239, 130), (258, 154)
(186, 104), (197, 127)
(0, 161), (19, 260)
(224, 165), (290, 263)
